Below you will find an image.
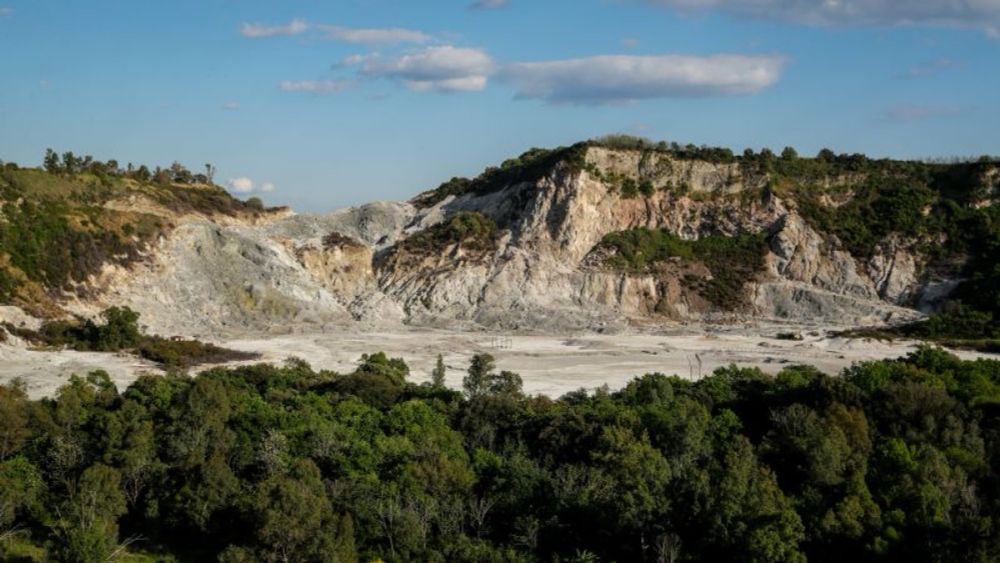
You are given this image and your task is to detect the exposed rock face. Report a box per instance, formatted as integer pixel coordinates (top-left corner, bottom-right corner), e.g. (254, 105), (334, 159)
(82, 147), (936, 335)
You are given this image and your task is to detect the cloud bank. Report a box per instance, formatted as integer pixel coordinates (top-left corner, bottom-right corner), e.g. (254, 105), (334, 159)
(642, 0), (1000, 36)
(240, 19), (308, 38)
(317, 25), (431, 45)
(240, 20), (432, 44)
(360, 46), (494, 92)
(500, 54), (785, 103)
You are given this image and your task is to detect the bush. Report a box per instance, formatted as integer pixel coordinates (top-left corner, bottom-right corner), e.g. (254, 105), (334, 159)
(137, 337), (260, 369)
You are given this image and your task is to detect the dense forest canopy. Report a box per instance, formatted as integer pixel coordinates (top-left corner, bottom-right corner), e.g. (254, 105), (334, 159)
(3, 347), (1000, 561)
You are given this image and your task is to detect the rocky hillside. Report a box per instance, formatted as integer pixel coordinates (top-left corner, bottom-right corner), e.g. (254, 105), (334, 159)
(8, 140), (999, 336)
(0, 154), (285, 319)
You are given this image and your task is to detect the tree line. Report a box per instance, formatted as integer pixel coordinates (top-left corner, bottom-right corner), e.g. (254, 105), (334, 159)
(3, 345), (1000, 561)
(39, 149), (216, 186)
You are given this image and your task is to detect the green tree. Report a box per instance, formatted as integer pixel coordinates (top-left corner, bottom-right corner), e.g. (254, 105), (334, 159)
(464, 353), (496, 399)
(431, 354), (447, 387)
(0, 380), (31, 460)
(49, 464), (127, 563)
(248, 459), (356, 562)
(43, 148), (61, 173)
(94, 306), (141, 351)
(0, 457), (43, 540)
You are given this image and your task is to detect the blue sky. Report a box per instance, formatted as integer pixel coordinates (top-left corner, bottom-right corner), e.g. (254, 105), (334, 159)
(0, 0), (998, 211)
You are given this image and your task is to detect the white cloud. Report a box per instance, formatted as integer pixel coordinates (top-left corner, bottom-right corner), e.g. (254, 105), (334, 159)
(221, 101), (240, 110)
(279, 79), (352, 95)
(318, 25), (431, 45)
(642, 0), (1000, 36)
(883, 103), (965, 122)
(240, 18), (308, 38)
(0, 7), (12, 17)
(227, 177), (255, 193)
(239, 20), (432, 45)
(500, 54), (785, 104)
(622, 37), (640, 48)
(362, 46), (494, 92)
(470, 0), (511, 9)
(227, 177), (276, 194)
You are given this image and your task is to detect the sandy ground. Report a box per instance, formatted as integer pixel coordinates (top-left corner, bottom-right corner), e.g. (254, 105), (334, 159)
(0, 343), (162, 399)
(4, 326), (997, 399)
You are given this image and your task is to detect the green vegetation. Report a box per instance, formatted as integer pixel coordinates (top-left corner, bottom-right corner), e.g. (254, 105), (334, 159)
(431, 353), (447, 387)
(0, 151), (275, 314)
(392, 211), (499, 257)
(843, 308), (1000, 354)
(4, 347), (1000, 561)
(4, 306), (258, 369)
(412, 145), (589, 207)
(794, 176), (937, 258)
(597, 228), (769, 309)
(590, 134), (738, 163)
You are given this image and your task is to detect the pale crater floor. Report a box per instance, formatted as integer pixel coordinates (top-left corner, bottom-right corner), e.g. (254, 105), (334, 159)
(3, 325), (997, 399)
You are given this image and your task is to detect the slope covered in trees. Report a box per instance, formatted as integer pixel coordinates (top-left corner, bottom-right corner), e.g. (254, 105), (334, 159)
(3, 347), (1000, 561)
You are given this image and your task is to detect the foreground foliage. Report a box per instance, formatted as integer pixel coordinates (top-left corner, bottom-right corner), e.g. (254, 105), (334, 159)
(3, 346), (1000, 561)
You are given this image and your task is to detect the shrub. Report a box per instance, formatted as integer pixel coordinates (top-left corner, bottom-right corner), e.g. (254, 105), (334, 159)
(137, 337), (260, 369)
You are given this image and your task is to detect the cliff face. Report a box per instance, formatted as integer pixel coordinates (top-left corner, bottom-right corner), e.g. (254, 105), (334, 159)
(373, 146), (925, 330)
(72, 145), (995, 335)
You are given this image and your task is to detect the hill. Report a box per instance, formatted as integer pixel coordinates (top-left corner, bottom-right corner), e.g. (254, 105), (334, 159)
(2, 139), (999, 340)
(0, 152), (284, 317)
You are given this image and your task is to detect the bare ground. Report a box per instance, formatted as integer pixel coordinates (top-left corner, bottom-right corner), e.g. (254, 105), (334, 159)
(3, 325), (996, 399)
